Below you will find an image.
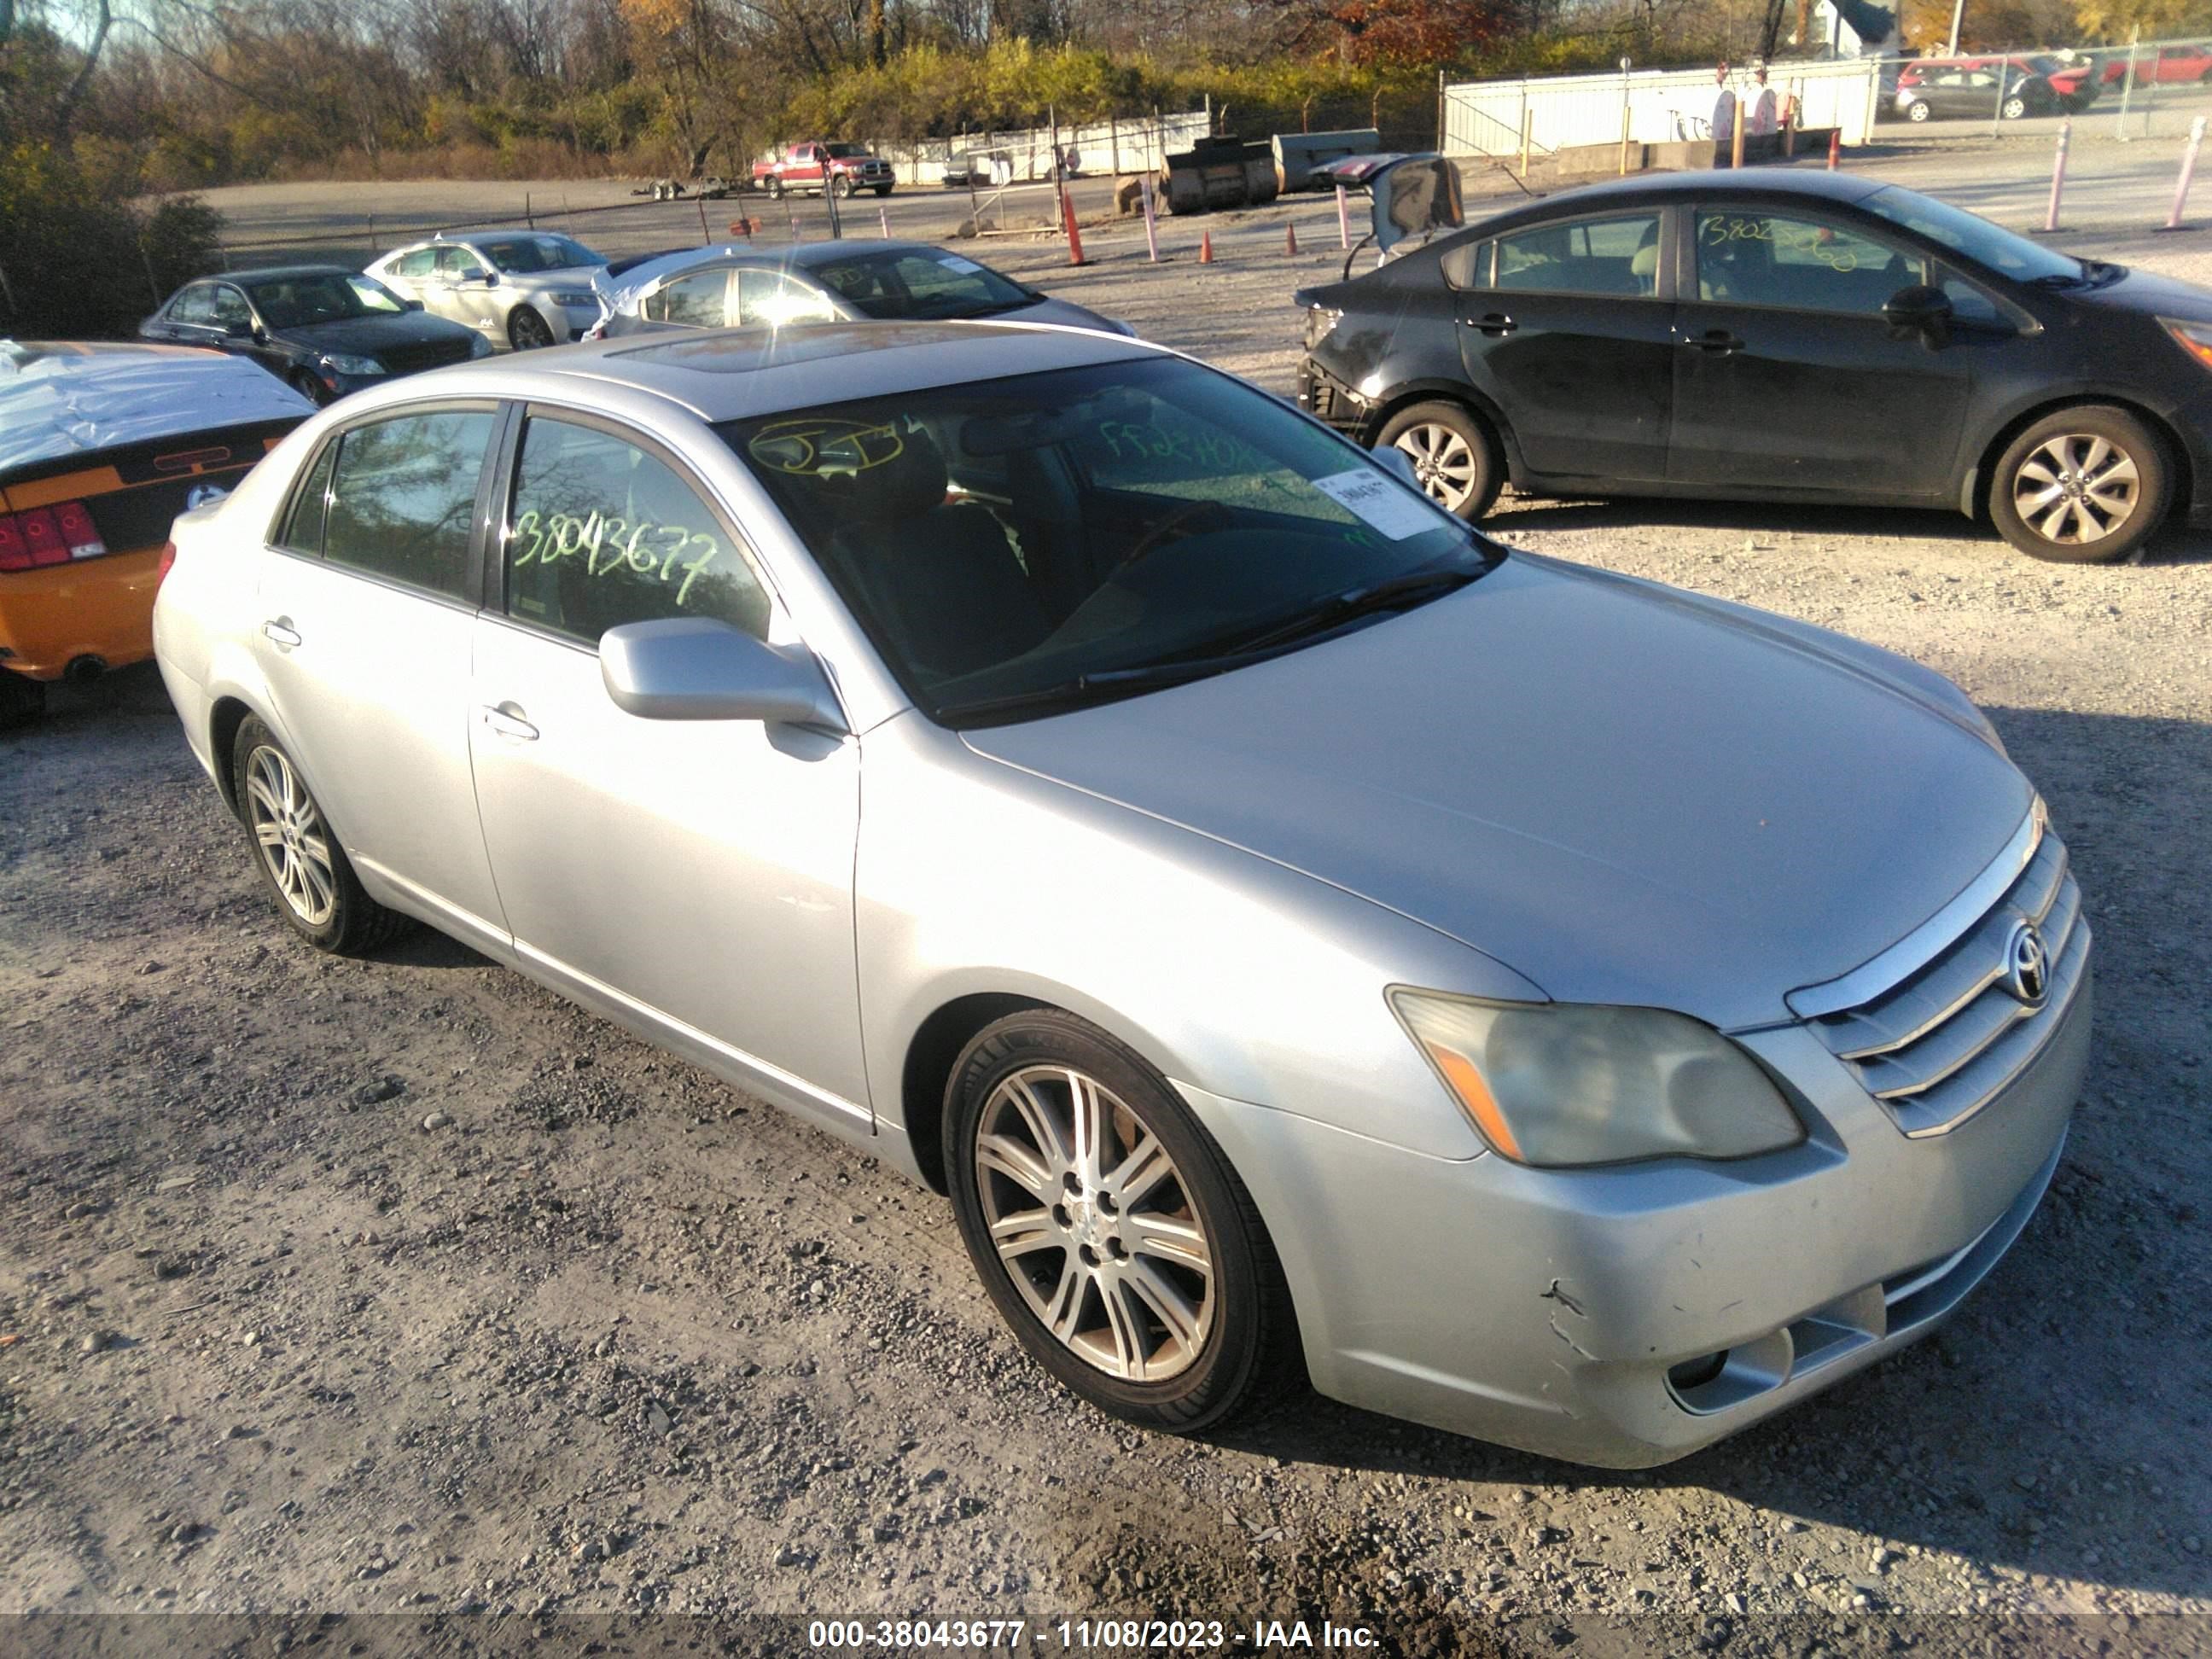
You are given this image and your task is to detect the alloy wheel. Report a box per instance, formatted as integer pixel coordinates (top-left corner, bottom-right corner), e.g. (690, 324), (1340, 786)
(1392, 422), (1479, 512)
(2011, 433), (2140, 546)
(972, 1064), (1215, 1382)
(509, 308), (555, 350)
(244, 745), (337, 927)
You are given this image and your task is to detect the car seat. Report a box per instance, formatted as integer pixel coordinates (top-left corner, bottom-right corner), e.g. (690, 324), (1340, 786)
(1631, 222), (1662, 297)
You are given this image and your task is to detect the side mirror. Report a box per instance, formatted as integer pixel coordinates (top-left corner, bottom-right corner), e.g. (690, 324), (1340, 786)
(1883, 283), (1953, 335)
(402, 297), (425, 311)
(480, 271), (501, 287)
(1374, 445), (1422, 491)
(601, 617), (846, 730)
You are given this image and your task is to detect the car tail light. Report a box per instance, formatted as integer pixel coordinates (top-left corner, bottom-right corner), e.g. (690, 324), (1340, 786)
(0, 501), (105, 571)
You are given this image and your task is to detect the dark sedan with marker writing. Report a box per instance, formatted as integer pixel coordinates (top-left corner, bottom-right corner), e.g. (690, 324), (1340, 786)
(1296, 170), (2212, 562)
(141, 266), (488, 406)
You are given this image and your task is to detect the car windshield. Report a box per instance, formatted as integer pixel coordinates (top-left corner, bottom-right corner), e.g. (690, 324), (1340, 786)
(824, 144), (870, 159)
(1860, 185), (2086, 284)
(719, 357), (1494, 725)
(476, 235), (601, 273)
(806, 250), (1033, 320)
(242, 273), (409, 328)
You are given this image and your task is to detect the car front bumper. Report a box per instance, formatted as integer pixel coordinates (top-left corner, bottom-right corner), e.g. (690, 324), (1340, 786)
(1178, 965), (2089, 1469)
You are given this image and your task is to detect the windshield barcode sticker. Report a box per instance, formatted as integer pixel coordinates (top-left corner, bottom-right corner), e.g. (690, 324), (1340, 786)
(1310, 469), (1439, 540)
(937, 255), (986, 273)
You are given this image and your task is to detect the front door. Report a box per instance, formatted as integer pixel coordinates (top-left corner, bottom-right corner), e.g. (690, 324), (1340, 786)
(1668, 206), (1972, 501)
(466, 407), (870, 1126)
(437, 246), (502, 335)
(251, 405), (509, 949)
(1450, 207), (1675, 483)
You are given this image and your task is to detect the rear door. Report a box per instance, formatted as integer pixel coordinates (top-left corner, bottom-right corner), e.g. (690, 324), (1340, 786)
(1667, 204), (1971, 500)
(251, 403), (509, 949)
(1446, 206), (1674, 483)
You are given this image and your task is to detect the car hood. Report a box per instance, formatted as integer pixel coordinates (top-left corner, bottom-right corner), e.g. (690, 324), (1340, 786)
(281, 312), (475, 354)
(2079, 263), (2212, 323)
(500, 265), (605, 294)
(963, 556), (2030, 1030)
(1007, 296), (1132, 335)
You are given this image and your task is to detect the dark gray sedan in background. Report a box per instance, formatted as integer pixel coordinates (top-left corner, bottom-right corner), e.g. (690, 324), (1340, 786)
(140, 265), (486, 405)
(151, 322), (2087, 1467)
(588, 239), (1132, 340)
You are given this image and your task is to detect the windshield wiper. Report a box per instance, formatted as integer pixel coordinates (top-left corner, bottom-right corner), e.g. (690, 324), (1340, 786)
(1224, 562), (1487, 655)
(933, 656), (1236, 722)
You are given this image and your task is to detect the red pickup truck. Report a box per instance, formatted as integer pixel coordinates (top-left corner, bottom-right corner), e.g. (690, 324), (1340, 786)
(751, 143), (897, 200)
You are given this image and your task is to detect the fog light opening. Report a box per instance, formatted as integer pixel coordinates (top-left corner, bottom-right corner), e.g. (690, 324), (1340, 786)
(1668, 1351), (1730, 1391)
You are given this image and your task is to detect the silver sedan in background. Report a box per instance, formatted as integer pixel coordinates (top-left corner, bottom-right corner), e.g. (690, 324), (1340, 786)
(150, 323), (2088, 1467)
(586, 240), (1133, 340)
(366, 230), (608, 351)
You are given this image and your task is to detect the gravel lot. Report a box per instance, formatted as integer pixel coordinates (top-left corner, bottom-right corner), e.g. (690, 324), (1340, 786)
(6, 158), (2211, 1655)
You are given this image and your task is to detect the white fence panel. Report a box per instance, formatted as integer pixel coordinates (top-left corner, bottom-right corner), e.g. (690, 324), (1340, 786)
(868, 112), (1214, 188)
(1444, 61), (1882, 160)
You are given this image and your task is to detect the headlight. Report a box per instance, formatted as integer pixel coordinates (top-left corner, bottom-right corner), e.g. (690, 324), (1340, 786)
(469, 334), (493, 358)
(320, 353), (384, 375)
(1388, 989), (1804, 1167)
(549, 290), (597, 308)
(1304, 306), (1342, 352)
(2161, 317), (2212, 370)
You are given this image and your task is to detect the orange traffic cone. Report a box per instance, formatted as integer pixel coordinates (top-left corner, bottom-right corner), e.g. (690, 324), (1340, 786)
(1061, 186), (1087, 266)
(1199, 230), (1214, 265)
(1285, 222), (1298, 256)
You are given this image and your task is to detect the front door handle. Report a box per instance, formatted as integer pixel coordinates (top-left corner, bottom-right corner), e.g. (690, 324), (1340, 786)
(480, 702), (539, 742)
(1685, 329), (1744, 354)
(260, 618), (301, 649)
(1470, 311), (1518, 336)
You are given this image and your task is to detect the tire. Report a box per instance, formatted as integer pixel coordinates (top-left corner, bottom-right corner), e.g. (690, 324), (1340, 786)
(507, 306), (555, 351)
(1906, 99), (1933, 122)
(945, 1009), (1301, 1434)
(1988, 405), (2170, 563)
(230, 716), (412, 955)
(289, 369), (332, 408)
(874, 184), (894, 197)
(0, 668), (46, 730)
(766, 178), (784, 200)
(2002, 96), (2029, 119)
(832, 174), (854, 199)
(1376, 400), (1504, 521)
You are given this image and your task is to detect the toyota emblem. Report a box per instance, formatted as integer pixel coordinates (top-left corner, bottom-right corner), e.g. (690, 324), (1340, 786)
(2003, 919), (2049, 1007)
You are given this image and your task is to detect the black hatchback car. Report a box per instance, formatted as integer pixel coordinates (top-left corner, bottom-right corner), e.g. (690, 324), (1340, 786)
(140, 265), (485, 405)
(1296, 171), (2212, 562)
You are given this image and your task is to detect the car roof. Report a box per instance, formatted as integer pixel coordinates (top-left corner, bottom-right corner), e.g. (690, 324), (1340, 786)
(597, 240), (984, 311)
(0, 341), (313, 476)
(352, 320), (1158, 426)
(230, 264), (360, 285)
(1490, 169), (1889, 219)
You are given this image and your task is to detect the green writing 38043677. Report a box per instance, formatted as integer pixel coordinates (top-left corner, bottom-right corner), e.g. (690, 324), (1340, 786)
(511, 509), (722, 607)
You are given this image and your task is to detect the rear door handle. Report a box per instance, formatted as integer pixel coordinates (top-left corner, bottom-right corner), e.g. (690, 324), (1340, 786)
(1685, 329), (1744, 354)
(480, 702), (539, 742)
(1470, 311), (1518, 336)
(260, 619), (301, 649)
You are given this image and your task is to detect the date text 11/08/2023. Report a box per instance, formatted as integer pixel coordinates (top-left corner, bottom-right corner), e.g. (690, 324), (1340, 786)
(805, 1620), (1382, 1650)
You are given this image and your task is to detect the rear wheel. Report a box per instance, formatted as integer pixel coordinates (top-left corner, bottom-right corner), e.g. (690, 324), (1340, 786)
(946, 1010), (1300, 1433)
(231, 716), (411, 954)
(2002, 95), (2029, 119)
(1906, 99), (1933, 122)
(1989, 405), (2170, 563)
(507, 306), (555, 351)
(1377, 400), (1504, 521)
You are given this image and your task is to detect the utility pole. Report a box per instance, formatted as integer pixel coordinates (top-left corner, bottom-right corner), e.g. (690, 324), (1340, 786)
(1947, 0), (1966, 55)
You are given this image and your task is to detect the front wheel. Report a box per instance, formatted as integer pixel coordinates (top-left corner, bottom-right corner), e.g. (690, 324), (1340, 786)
(507, 306), (555, 351)
(1989, 406), (2169, 563)
(766, 177), (784, 200)
(2002, 96), (2029, 119)
(230, 716), (412, 953)
(831, 174), (854, 199)
(1906, 99), (1933, 122)
(1377, 400), (1504, 521)
(946, 1010), (1299, 1433)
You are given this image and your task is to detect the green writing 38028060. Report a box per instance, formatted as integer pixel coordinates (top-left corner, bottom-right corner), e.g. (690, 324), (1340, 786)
(511, 509), (722, 607)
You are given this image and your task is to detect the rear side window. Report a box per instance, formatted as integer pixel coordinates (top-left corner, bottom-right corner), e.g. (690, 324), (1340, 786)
(322, 410), (496, 600)
(500, 416), (770, 645)
(277, 441), (337, 555)
(643, 269), (732, 327)
(1489, 213), (1662, 297)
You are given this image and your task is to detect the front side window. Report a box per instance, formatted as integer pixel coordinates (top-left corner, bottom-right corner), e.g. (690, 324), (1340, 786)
(719, 357), (1487, 723)
(1487, 212), (1662, 297)
(809, 250), (1031, 320)
(1693, 209), (1916, 312)
(168, 284), (218, 324)
(501, 416), (770, 645)
(643, 268), (733, 328)
(210, 286), (253, 328)
(322, 410), (496, 600)
(736, 270), (839, 327)
(395, 248), (439, 279)
(437, 247), (487, 282)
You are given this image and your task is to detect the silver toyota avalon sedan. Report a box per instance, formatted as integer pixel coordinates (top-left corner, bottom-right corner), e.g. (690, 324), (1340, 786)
(151, 322), (2090, 1467)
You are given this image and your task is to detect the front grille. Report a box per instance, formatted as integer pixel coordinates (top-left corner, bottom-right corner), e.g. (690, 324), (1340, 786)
(381, 340), (475, 375)
(1807, 813), (2088, 1138)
